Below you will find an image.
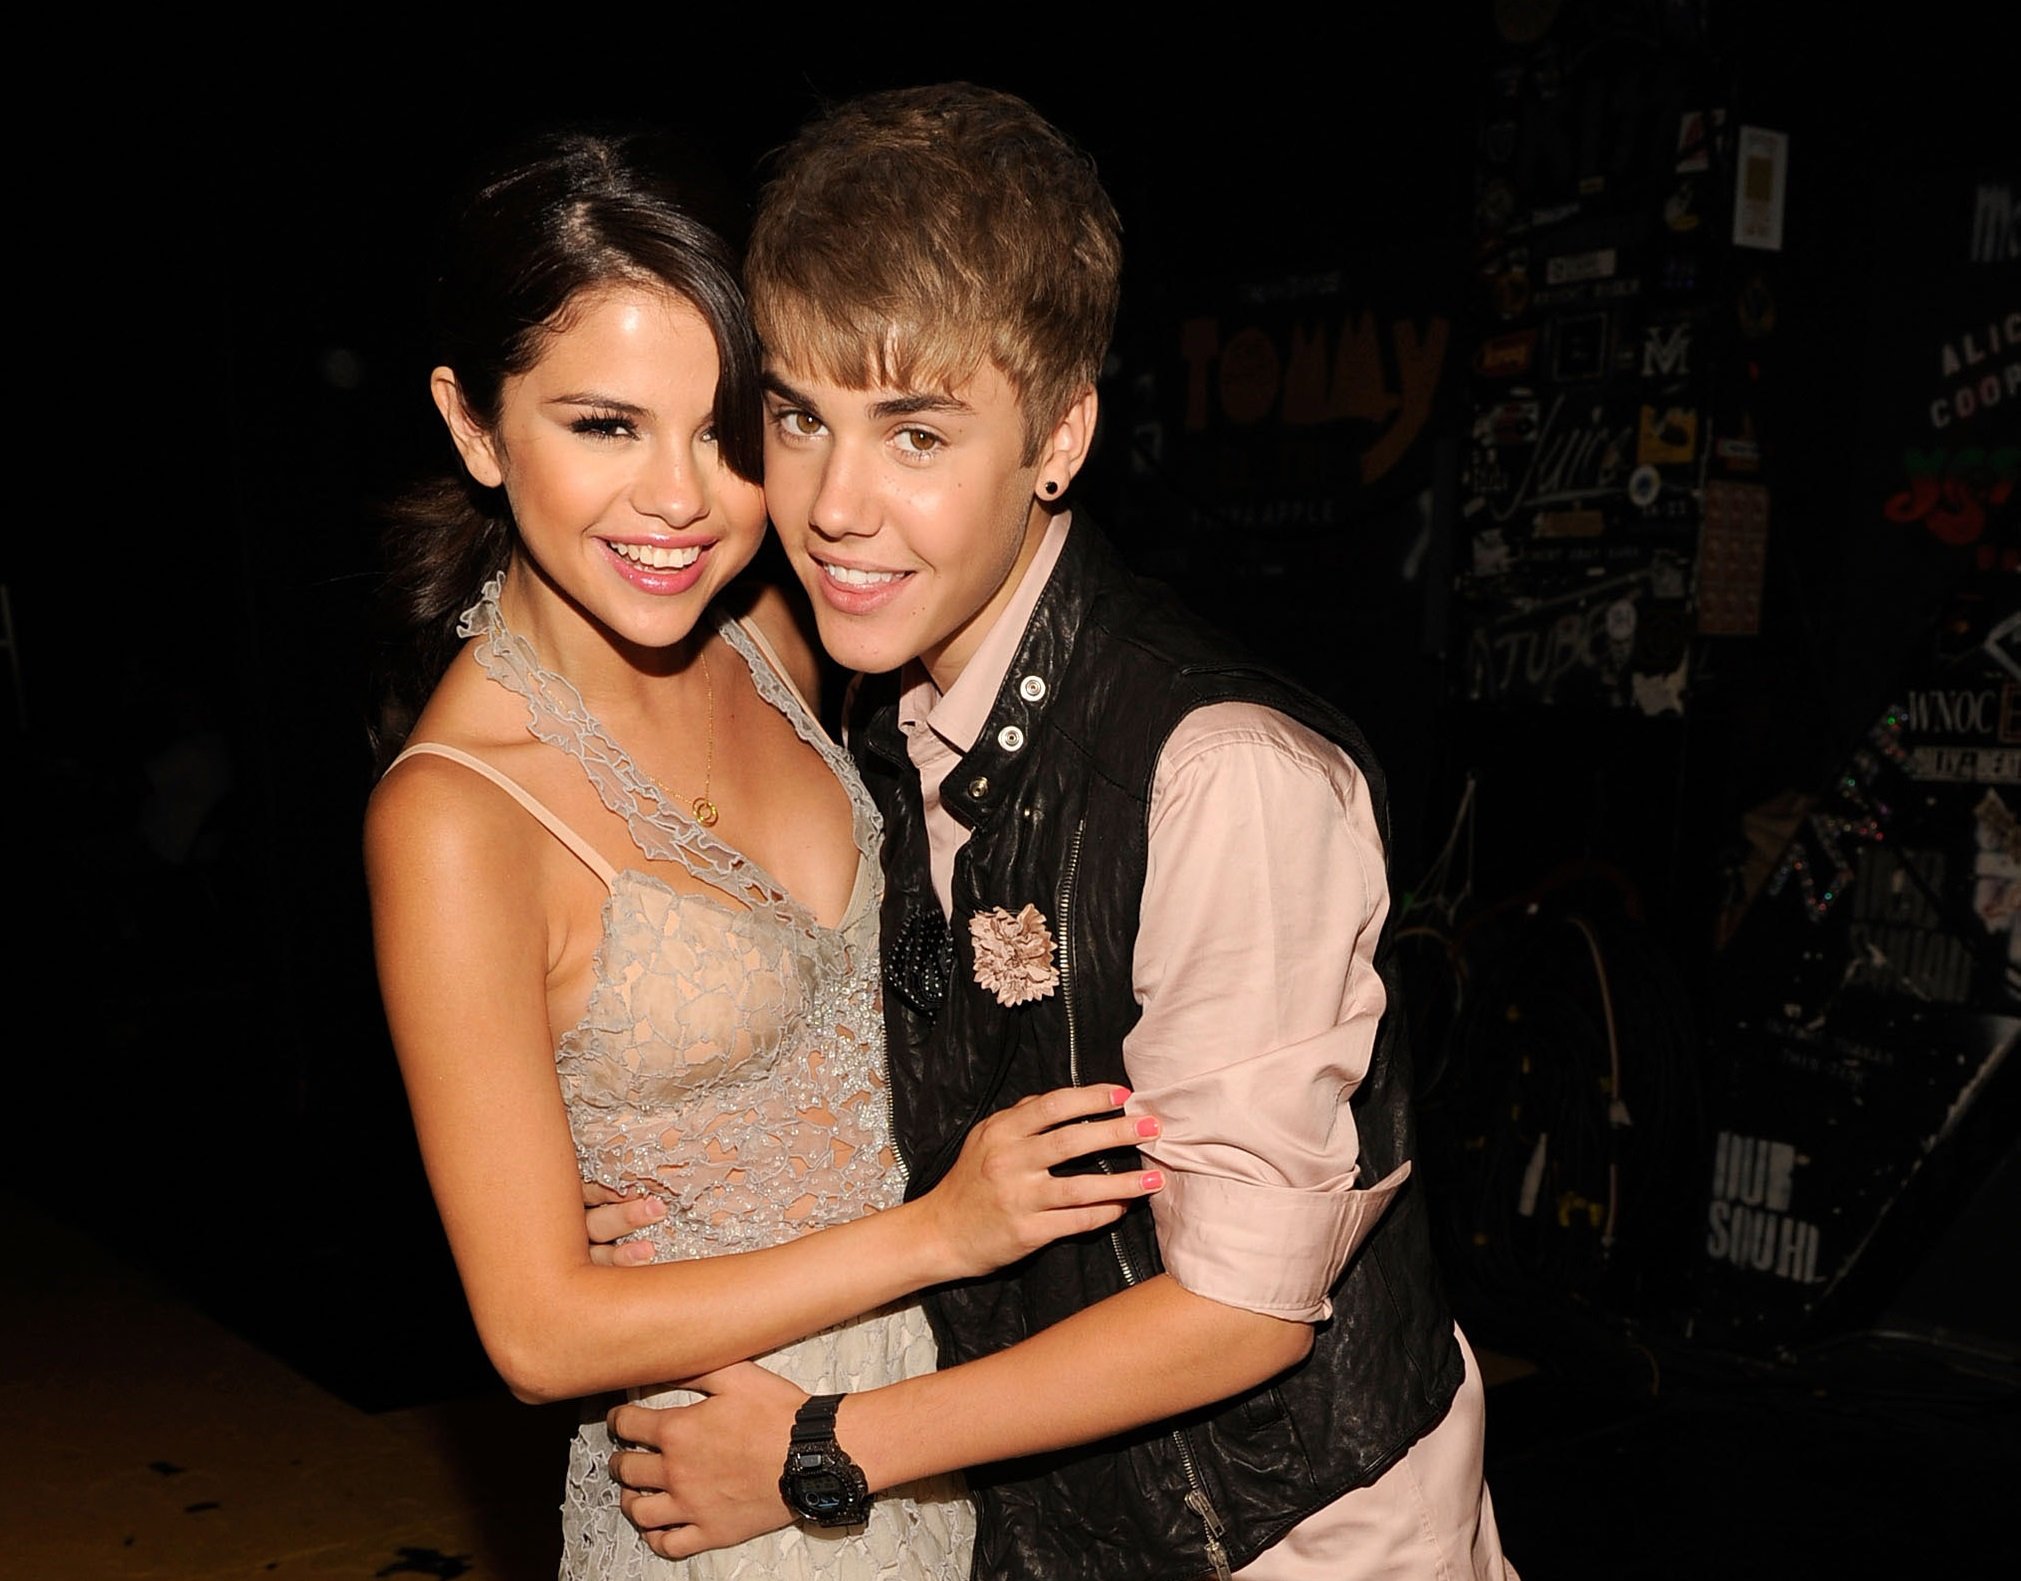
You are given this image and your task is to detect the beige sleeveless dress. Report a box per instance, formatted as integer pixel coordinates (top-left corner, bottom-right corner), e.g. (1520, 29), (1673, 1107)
(392, 581), (973, 1580)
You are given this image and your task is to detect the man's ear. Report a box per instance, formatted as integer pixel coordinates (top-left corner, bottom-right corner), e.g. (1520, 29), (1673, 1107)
(430, 367), (505, 490)
(1035, 385), (1100, 499)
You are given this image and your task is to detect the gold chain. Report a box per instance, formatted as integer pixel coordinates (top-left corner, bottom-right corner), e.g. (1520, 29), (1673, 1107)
(650, 645), (719, 828)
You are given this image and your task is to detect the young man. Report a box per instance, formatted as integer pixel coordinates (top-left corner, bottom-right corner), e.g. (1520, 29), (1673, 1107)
(607, 84), (1515, 1579)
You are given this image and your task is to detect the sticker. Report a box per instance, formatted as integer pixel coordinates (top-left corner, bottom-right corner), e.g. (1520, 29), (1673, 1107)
(1733, 126), (1789, 252)
(1547, 248), (1618, 285)
(1661, 255), (1700, 295)
(1676, 110), (1713, 174)
(1495, 0), (1562, 45)
(1605, 598), (1639, 643)
(1938, 310), (2021, 375)
(1472, 528), (1513, 575)
(1633, 661), (1688, 717)
(1665, 181), (1702, 232)
(1641, 319), (1693, 380)
(1551, 312), (1611, 382)
(1714, 412), (1762, 472)
(1699, 481), (1770, 636)
(1970, 791), (2021, 935)
(1492, 267), (1532, 320)
(1629, 465), (1663, 507)
(1475, 329), (1538, 378)
(1637, 405), (1699, 464)
(1970, 182), (2018, 265)
(1736, 273), (1776, 338)
(1477, 177), (1518, 233)
(1988, 611), (2021, 684)
(1536, 509), (1607, 538)
(1473, 399), (1541, 447)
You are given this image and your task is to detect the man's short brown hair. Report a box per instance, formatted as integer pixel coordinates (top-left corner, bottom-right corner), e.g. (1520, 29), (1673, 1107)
(747, 83), (1122, 461)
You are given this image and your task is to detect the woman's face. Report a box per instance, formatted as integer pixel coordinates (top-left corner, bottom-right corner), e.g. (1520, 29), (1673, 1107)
(439, 283), (765, 657)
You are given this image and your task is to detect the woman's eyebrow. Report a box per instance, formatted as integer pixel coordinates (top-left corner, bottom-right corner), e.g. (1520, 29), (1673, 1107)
(546, 391), (648, 414)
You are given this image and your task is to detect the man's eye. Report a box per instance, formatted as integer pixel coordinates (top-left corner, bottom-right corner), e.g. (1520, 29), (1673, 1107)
(776, 409), (824, 437)
(898, 428), (943, 454)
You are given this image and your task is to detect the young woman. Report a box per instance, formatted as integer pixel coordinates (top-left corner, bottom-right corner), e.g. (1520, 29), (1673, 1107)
(365, 128), (1160, 1581)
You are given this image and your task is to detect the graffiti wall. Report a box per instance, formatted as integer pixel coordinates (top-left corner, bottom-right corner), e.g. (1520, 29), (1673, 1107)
(1694, 632), (2021, 1346)
(1120, 262), (1457, 556)
(1448, 1), (1798, 715)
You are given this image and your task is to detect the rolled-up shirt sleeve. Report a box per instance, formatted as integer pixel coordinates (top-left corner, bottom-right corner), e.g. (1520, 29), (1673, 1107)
(1125, 702), (1408, 1322)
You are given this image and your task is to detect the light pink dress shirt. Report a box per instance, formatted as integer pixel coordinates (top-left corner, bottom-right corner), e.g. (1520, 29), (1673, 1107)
(897, 516), (1516, 1579)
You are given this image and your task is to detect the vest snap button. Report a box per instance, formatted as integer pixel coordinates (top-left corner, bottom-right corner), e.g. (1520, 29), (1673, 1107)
(966, 775), (990, 799)
(1018, 674), (1047, 702)
(997, 725), (1026, 752)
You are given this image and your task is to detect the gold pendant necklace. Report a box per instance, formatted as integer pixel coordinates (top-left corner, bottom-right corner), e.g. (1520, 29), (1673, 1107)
(650, 646), (719, 828)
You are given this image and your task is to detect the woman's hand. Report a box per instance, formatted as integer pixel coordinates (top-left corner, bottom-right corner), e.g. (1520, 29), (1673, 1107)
(915, 1084), (1164, 1282)
(582, 1181), (666, 1267)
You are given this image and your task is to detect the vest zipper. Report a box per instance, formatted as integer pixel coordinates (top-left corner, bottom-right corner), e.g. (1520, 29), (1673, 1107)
(1056, 817), (1231, 1581)
(881, 1059), (909, 1192)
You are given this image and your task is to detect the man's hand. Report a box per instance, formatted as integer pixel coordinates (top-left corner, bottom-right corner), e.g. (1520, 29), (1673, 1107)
(581, 1181), (666, 1267)
(607, 1363), (810, 1559)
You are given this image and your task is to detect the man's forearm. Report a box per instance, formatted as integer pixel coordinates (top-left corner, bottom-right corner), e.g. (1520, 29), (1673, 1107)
(838, 1273), (1313, 1492)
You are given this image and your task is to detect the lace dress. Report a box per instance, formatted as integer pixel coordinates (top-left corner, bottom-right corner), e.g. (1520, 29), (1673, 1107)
(405, 582), (973, 1580)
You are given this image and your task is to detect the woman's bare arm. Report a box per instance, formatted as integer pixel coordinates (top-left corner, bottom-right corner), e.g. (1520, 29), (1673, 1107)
(368, 756), (1158, 1404)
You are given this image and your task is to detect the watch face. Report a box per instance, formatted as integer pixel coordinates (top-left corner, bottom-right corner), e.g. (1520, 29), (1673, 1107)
(782, 1446), (869, 1525)
(795, 1471), (851, 1517)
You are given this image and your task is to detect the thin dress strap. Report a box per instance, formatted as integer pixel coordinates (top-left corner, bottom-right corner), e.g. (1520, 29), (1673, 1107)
(387, 741), (619, 889)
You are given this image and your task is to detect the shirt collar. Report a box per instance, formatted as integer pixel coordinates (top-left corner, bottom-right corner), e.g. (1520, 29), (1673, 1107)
(897, 512), (1073, 755)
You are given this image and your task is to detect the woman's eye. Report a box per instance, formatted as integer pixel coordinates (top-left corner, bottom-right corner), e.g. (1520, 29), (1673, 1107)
(571, 414), (634, 441)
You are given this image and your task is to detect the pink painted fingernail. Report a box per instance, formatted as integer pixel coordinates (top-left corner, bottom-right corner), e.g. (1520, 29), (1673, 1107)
(1141, 1171), (1165, 1191)
(1135, 1117), (1161, 1138)
(1110, 1087), (1131, 1106)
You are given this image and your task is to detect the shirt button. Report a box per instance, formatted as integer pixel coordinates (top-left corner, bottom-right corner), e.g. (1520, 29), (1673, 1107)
(966, 775), (990, 799)
(1018, 674), (1047, 702)
(996, 725), (1026, 752)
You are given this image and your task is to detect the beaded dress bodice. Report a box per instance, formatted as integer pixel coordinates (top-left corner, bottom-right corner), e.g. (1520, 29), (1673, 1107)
(455, 578), (903, 1258)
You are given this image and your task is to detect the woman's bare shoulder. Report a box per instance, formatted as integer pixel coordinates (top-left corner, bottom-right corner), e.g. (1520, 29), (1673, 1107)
(366, 664), (548, 879)
(733, 580), (826, 706)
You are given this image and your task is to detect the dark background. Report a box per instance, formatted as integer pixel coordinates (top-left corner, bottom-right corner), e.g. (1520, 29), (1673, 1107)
(6, 8), (2016, 1574)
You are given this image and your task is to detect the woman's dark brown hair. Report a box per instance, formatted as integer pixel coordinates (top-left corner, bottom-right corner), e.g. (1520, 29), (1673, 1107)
(372, 127), (762, 764)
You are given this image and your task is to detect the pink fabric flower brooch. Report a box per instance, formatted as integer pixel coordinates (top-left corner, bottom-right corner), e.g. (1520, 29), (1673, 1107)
(969, 903), (1060, 1007)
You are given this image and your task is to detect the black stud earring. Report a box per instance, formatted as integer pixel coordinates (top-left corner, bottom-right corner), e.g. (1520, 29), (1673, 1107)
(1043, 480), (1060, 496)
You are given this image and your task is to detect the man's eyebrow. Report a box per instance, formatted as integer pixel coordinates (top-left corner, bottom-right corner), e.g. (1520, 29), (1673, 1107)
(761, 373), (974, 423)
(868, 391), (976, 421)
(762, 372), (815, 407)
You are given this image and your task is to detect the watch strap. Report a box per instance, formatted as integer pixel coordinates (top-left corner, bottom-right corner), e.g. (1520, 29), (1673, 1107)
(790, 1392), (846, 1444)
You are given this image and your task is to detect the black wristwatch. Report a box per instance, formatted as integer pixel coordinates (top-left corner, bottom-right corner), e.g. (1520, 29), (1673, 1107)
(778, 1393), (874, 1527)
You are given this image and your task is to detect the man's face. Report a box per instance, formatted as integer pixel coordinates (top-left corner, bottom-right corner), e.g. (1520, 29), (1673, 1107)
(761, 358), (1057, 691)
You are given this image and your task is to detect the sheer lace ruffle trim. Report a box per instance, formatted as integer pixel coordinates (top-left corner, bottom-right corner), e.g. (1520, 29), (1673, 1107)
(458, 575), (881, 935)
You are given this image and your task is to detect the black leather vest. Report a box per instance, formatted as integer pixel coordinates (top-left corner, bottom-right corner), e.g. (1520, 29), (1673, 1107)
(854, 522), (1462, 1580)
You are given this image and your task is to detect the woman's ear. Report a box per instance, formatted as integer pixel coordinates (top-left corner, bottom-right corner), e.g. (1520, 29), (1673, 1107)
(430, 367), (505, 490)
